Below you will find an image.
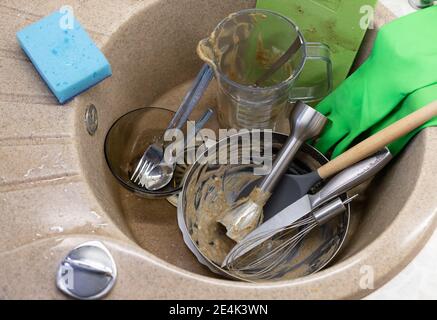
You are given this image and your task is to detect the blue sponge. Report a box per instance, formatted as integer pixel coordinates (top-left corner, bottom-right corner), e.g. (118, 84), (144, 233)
(17, 11), (112, 104)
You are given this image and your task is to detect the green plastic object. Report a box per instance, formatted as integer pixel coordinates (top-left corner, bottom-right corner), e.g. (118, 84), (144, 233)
(371, 84), (437, 156)
(314, 7), (437, 158)
(256, 0), (377, 90)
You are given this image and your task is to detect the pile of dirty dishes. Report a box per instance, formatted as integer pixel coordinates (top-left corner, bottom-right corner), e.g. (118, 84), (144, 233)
(176, 94), (436, 282)
(104, 8), (437, 283)
(176, 101), (396, 282)
(177, 132), (351, 282)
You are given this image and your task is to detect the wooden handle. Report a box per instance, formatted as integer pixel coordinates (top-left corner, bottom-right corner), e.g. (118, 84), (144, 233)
(318, 100), (437, 179)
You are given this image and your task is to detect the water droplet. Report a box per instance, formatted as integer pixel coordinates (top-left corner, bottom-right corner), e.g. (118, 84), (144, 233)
(90, 211), (101, 219)
(50, 226), (64, 233)
(24, 168), (35, 178)
(52, 49), (58, 55)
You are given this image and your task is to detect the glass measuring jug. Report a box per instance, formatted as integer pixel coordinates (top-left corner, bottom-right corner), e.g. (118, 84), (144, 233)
(198, 9), (333, 130)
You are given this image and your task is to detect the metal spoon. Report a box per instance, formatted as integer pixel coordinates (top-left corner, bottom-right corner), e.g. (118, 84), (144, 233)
(140, 108), (214, 190)
(131, 64), (214, 187)
(255, 36), (303, 87)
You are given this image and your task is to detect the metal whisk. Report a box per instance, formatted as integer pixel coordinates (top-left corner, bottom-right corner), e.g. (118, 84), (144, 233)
(224, 196), (357, 280)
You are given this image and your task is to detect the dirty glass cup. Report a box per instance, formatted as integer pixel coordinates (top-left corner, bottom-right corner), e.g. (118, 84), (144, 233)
(198, 9), (332, 130)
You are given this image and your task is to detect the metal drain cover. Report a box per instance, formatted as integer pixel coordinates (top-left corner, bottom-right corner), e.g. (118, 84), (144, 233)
(56, 241), (117, 300)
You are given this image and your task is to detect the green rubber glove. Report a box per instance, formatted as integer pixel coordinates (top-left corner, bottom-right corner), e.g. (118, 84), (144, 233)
(314, 7), (437, 158)
(373, 83), (437, 156)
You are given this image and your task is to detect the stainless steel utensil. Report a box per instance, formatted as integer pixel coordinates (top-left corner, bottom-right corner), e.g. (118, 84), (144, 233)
(261, 100), (437, 216)
(255, 37), (303, 87)
(131, 64), (213, 189)
(105, 107), (212, 199)
(222, 147), (393, 268)
(218, 101), (327, 242)
(138, 108), (213, 190)
(409, 0), (434, 9)
(224, 195), (357, 280)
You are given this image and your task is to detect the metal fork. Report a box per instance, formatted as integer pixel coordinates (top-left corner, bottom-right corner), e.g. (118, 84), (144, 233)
(130, 64), (214, 186)
(136, 108), (214, 190)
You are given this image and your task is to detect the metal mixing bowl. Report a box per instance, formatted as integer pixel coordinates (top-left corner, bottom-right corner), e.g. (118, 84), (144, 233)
(177, 131), (350, 282)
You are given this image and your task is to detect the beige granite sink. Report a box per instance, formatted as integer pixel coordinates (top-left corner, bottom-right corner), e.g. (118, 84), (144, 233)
(1, 0), (437, 299)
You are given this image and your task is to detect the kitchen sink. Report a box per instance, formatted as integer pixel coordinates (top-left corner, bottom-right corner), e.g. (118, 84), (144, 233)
(1, 0), (436, 299)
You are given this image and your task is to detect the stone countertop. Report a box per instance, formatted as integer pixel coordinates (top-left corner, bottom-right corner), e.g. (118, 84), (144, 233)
(367, 229), (437, 299)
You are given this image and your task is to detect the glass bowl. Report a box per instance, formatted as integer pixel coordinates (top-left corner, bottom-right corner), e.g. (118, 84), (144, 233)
(105, 107), (190, 198)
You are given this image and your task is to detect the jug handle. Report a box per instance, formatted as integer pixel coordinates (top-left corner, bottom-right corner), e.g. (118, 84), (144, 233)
(289, 42), (333, 102)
